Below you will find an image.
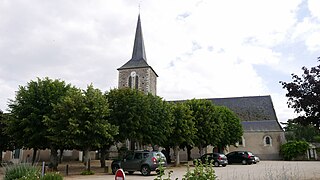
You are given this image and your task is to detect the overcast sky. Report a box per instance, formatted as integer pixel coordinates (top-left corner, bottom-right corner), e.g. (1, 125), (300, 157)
(1, 0), (319, 123)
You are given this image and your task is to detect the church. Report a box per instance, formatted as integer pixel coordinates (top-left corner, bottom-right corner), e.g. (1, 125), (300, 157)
(117, 14), (285, 160)
(2, 14), (285, 163)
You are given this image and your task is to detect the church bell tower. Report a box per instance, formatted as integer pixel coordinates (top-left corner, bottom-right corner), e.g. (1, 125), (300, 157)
(117, 14), (158, 95)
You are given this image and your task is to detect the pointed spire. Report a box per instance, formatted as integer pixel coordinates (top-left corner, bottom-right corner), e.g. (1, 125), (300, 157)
(131, 14), (147, 61)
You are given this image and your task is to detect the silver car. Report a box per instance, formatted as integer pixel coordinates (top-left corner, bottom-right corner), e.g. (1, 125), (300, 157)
(111, 150), (167, 176)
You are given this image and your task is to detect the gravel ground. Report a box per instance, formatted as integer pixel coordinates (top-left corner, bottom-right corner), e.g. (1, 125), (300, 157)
(2, 160), (320, 180)
(63, 161), (320, 180)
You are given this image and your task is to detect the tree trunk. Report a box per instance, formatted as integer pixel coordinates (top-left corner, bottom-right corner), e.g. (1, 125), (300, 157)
(100, 145), (110, 168)
(162, 145), (171, 164)
(199, 146), (205, 156)
(50, 146), (59, 171)
(59, 149), (63, 163)
(130, 140), (135, 150)
(32, 148), (37, 165)
(174, 146), (180, 166)
(0, 148), (2, 162)
(84, 148), (91, 171)
(187, 145), (192, 161)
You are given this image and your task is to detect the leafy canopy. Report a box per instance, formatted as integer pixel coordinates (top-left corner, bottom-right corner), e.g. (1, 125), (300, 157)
(280, 57), (320, 129)
(185, 99), (223, 148)
(215, 106), (243, 147)
(7, 77), (72, 150)
(169, 102), (196, 147)
(107, 88), (172, 147)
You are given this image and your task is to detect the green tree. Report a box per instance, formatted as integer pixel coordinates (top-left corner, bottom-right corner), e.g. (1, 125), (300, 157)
(215, 106), (243, 151)
(186, 99), (223, 156)
(107, 88), (149, 149)
(282, 119), (320, 142)
(7, 77), (72, 168)
(170, 102), (196, 166)
(142, 94), (173, 147)
(0, 110), (14, 162)
(280, 57), (320, 129)
(49, 85), (118, 170)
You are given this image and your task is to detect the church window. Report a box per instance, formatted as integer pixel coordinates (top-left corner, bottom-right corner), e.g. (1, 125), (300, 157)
(236, 136), (245, 147)
(240, 136), (245, 147)
(239, 138), (243, 146)
(128, 72), (139, 89)
(135, 76), (139, 89)
(128, 76), (132, 88)
(264, 136), (272, 146)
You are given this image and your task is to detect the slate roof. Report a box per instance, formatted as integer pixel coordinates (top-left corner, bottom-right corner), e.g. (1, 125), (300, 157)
(118, 14), (149, 70)
(118, 15), (157, 75)
(242, 120), (282, 132)
(171, 95), (283, 132)
(207, 95), (278, 122)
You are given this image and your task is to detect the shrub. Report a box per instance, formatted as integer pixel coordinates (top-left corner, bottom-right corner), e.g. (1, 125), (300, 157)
(280, 140), (309, 160)
(154, 159), (173, 180)
(183, 161), (216, 180)
(4, 163), (40, 180)
(80, 170), (95, 175)
(41, 172), (63, 180)
(4, 163), (64, 180)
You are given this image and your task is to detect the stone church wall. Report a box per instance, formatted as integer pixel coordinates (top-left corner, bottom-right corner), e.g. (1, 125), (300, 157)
(228, 131), (285, 160)
(118, 67), (157, 95)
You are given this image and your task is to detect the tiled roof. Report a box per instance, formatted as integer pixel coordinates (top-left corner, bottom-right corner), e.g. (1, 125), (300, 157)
(242, 120), (283, 132)
(207, 95), (278, 121)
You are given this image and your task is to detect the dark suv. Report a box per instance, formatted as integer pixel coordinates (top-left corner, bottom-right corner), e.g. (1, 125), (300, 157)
(193, 153), (228, 167)
(226, 151), (255, 165)
(111, 150), (167, 176)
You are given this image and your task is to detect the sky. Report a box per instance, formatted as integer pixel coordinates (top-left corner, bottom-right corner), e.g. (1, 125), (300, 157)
(0, 0), (319, 124)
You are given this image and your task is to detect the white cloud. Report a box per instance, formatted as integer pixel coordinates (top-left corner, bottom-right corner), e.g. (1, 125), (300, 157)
(0, 0), (317, 123)
(308, 0), (320, 19)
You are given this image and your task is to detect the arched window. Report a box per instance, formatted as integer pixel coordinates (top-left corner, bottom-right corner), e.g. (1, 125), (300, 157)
(264, 136), (272, 146)
(128, 71), (139, 89)
(128, 76), (132, 88)
(236, 136), (245, 147)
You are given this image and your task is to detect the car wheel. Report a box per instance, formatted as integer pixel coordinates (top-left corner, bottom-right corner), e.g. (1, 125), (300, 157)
(242, 160), (247, 165)
(141, 165), (151, 176)
(222, 164), (227, 167)
(214, 161), (219, 167)
(128, 171), (134, 175)
(112, 165), (120, 174)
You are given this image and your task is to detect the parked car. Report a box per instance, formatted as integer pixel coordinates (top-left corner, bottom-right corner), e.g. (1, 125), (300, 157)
(111, 150), (167, 176)
(226, 151), (255, 165)
(253, 156), (260, 164)
(193, 153), (228, 167)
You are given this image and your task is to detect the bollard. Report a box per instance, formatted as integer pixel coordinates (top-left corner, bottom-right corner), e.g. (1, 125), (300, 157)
(66, 164), (69, 176)
(106, 161), (112, 174)
(41, 161), (45, 177)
